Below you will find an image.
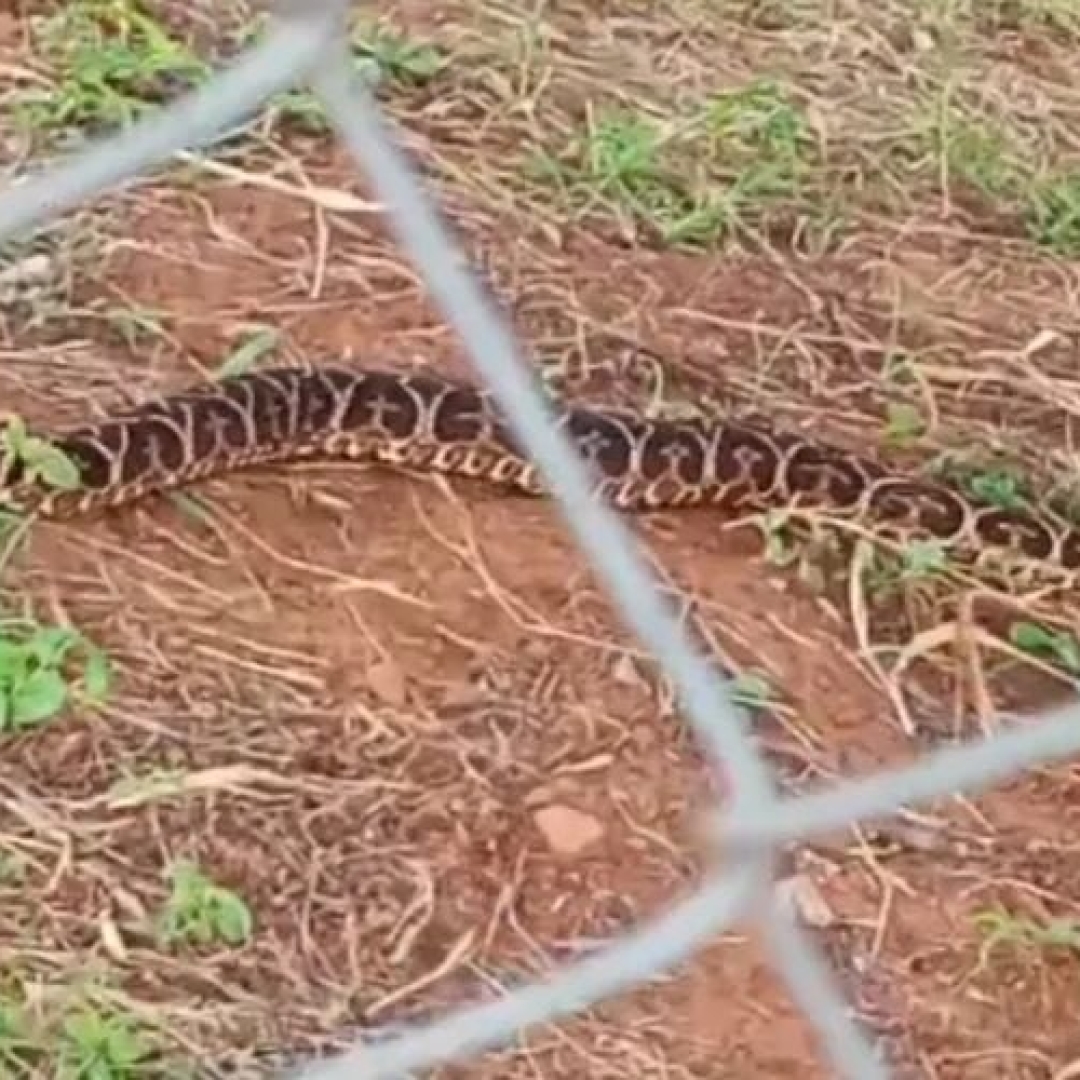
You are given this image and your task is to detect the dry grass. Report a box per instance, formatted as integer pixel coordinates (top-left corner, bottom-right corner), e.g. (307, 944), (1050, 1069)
(1, 0), (1080, 1077)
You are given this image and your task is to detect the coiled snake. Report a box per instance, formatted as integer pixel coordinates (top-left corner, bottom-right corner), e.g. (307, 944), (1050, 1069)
(1, 364), (1077, 573)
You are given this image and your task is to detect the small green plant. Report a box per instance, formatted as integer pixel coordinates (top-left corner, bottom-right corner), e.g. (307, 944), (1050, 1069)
(0, 850), (27, 885)
(528, 106), (726, 243)
(0, 620), (111, 732)
(931, 454), (1031, 512)
(1026, 170), (1080, 256)
(0, 981), (163, 1079)
(899, 539), (950, 581)
(865, 538), (951, 597)
(973, 905), (1080, 967)
(882, 402), (927, 448)
(56, 1005), (156, 1080)
(576, 109), (668, 194)
(528, 77), (816, 247)
(966, 468), (1029, 511)
(156, 861), (253, 949)
(1, 416), (83, 495)
(940, 117), (1023, 202)
(974, 0), (1080, 36)
(756, 509), (801, 568)
(526, 106), (729, 246)
(881, 351), (920, 385)
(902, 88), (1045, 219)
(730, 670), (776, 708)
(697, 78), (816, 216)
(1009, 620), (1080, 674)
(247, 17), (447, 132)
(354, 22), (447, 83)
(15, 0), (210, 134)
(0, 996), (35, 1074)
(215, 326), (281, 379)
(103, 305), (167, 351)
(908, 90), (1080, 255)
(702, 78), (813, 166)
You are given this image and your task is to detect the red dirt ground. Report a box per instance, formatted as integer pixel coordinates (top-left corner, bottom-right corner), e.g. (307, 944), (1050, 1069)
(3, 4), (1080, 1079)
(0, 169), (1077, 1079)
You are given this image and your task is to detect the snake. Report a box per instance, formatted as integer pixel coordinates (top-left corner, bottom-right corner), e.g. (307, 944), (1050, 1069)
(0, 363), (1077, 573)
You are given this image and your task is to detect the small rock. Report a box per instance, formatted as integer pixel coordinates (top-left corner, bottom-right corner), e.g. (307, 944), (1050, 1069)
(774, 873), (836, 929)
(611, 652), (652, 694)
(0, 253), (53, 289)
(366, 659), (408, 707)
(533, 804), (605, 856)
(98, 914), (128, 962)
(441, 680), (484, 710)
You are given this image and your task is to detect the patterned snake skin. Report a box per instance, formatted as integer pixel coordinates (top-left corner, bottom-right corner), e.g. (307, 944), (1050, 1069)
(1, 364), (1078, 571)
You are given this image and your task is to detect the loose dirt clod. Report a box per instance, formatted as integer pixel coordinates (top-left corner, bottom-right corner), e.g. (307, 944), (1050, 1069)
(532, 803), (606, 856)
(365, 657), (409, 707)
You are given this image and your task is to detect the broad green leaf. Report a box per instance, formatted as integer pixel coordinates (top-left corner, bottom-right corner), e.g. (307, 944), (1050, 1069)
(24, 441), (82, 491)
(212, 892), (254, 945)
(0, 640), (29, 680)
(10, 668), (68, 726)
(1, 416), (27, 453)
(215, 327), (279, 379)
(29, 625), (79, 665)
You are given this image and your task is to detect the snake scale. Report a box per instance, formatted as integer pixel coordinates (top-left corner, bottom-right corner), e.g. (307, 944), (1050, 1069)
(1, 363), (1077, 573)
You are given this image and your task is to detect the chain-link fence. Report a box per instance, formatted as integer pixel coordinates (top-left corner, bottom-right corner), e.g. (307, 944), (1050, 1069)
(2, 2), (1080, 1077)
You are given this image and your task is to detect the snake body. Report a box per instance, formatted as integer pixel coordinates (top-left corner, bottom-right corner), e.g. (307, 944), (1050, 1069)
(2, 364), (1078, 572)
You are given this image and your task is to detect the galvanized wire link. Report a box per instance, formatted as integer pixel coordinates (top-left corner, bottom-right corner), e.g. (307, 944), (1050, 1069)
(2, 1), (1080, 1078)
(714, 699), (1080, 854)
(301, 21), (886, 1080)
(0, 17), (339, 242)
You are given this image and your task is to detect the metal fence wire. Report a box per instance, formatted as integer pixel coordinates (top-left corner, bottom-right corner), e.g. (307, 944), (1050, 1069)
(3, 2), (1080, 1078)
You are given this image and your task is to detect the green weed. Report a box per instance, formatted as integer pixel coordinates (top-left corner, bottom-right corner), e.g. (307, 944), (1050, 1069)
(529, 79), (817, 247)
(57, 1006), (157, 1080)
(700, 78), (815, 181)
(103, 305), (167, 351)
(941, 117), (1024, 203)
(931, 454), (1032, 512)
(253, 18), (448, 133)
(526, 106), (728, 245)
(906, 89), (1080, 255)
(0, 996), (35, 1075)
(1026, 170), (1080, 256)
(0, 618), (112, 732)
(730, 670), (776, 708)
(15, 0), (209, 134)
(214, 325), (281, 379)
(865, 538), (951, 598)
(973, 905), (1080, 969)
(155, 861), (253, 949)
(1, 416), (83, 495)
(898, 540), (951, 582)
(974, 0), (1079, 36)
(15, 2), (446, 142)
(917, 0), (1080, 36)
(1009, 621), (1080, 674)
(882, 402), (927, 448)
(0, 983), (160, 1079)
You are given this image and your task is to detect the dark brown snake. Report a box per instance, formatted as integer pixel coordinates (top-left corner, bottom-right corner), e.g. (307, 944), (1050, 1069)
(1, 364), (1078, 573)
